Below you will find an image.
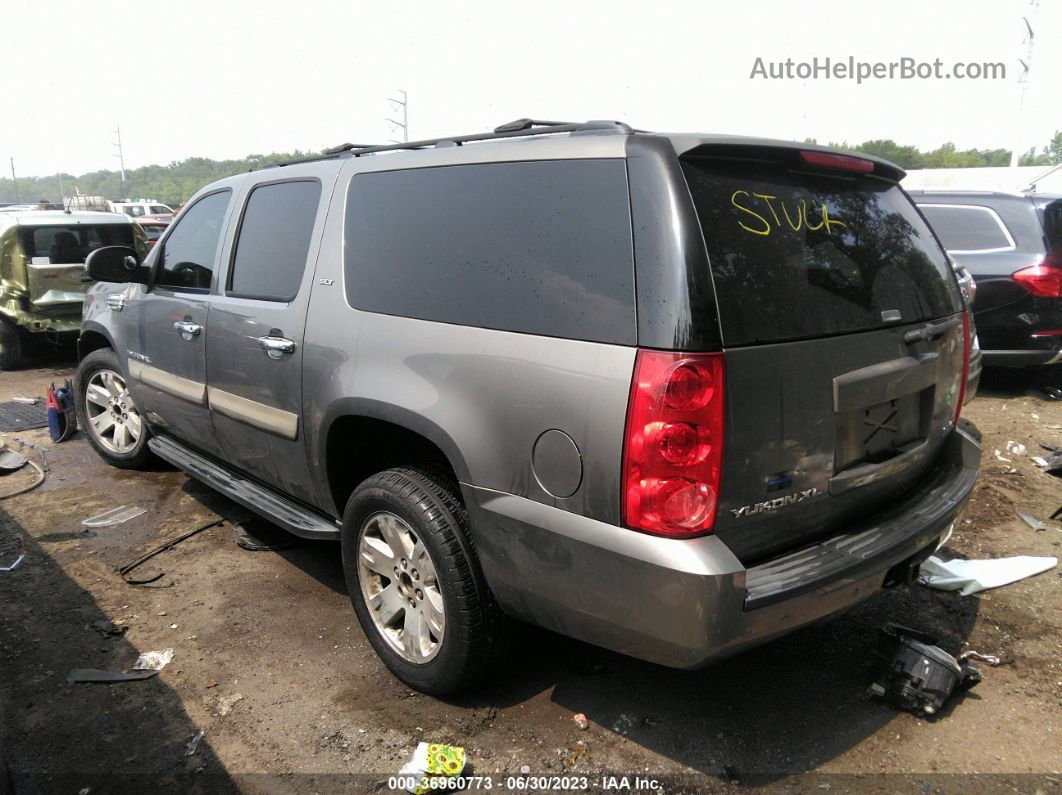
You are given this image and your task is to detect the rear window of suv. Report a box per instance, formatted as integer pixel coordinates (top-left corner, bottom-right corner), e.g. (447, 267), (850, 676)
(343, 160), (636, 345)
(681, 157), (962, 346)
(20, 224), (135, 264)
(916, 204), (1016, 253)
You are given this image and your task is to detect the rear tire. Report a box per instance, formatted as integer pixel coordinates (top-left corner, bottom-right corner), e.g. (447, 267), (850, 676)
(0, 317), (24, 371)
(341, 466), (502, 695)
(75, 348), (156, 469)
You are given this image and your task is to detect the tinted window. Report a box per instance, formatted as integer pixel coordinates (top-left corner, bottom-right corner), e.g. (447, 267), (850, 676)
(344, 160), (635, 344)
(19, 224), (135, 264)
(228, 180), (320, 301)
(681, 158), (962, 346)
(150, 205), (171, 215)
(1040, 199), (1062, 252)
(156, 190), (231, 290)
(918, 204), (1015, 252)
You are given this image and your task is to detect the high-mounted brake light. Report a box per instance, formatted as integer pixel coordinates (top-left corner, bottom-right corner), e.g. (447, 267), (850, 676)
(1012, 258), (1062, 298)
(799, 150), (875, 174)
(954, 312), (971, 425)
(622, 351), (725, 538)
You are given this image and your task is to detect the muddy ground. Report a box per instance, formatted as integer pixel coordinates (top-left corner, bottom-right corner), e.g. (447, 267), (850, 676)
(1, 357), (1060, 794)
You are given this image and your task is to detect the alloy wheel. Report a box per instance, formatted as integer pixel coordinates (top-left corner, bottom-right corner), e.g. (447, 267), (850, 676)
(357, 511), (445, 663)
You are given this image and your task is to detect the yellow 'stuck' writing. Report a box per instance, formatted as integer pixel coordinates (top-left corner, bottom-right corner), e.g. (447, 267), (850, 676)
(731, 190), (848, 237)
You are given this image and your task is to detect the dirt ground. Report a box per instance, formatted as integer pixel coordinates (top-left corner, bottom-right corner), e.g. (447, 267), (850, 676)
(1, 356), (1060, 794)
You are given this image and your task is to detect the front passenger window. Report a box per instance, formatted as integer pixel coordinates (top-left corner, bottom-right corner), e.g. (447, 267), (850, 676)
(156, 190), (231, 290)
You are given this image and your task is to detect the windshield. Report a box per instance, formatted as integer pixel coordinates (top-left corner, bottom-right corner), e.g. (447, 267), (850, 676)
(19, 224), (135, 264)
(681, 156), (962, 346)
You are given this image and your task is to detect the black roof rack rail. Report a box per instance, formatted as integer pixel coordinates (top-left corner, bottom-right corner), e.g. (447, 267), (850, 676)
(267, 119), (633, 168)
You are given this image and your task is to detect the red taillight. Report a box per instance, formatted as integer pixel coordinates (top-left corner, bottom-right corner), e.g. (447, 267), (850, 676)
(1012, 261), (1062, 298)
(954, 312), (971, 425)
(799, 150), (875, 173)
(623, 351), (725, 538)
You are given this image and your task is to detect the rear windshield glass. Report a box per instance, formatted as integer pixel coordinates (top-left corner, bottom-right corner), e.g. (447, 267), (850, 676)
(1041, 199), (1062, 252)
(19, 224), (135, 264)
(917, 204), (1015, 252)
(681, 158), (962, 346)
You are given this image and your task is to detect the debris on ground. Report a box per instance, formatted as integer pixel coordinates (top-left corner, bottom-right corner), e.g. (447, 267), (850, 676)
(919, 554), (1057, 595)
(132, 648), (174, 671)
(396, 742), (466, 793)
(46, 381), (78, 442)
(866, 624), (982, 717)
(565, 743), (589, 768)
(0, 441), (46, 499)
(232, 518), (300, 551)
(184, 729), (205, 757)
(572, 713), (589, 731)
(217, 692), (244, 716)
(1017, 511), (1048, 531)
(1004, 440), (1027, 456)
(90, 618), (128, 638)
(82, 505), (147, 528)
(67, 669), (159, 684)
(10, 397), (40, 405)
(993, 449), (1011, 463)
(117, 519), (225, 586)
(959, 650), (1003, 666)
(0, 443), (28, 472)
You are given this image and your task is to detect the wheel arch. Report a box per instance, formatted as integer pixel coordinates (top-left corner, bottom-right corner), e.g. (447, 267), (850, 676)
(318, 399), (472, 517)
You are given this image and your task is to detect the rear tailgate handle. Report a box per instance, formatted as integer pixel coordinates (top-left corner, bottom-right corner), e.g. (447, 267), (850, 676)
(904, 316), (961, 345)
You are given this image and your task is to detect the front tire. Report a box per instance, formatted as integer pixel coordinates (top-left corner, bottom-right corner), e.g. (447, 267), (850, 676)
(0, 317), (24, 371)
(75, 348), (155, 469)
(341, 467), (501, 695)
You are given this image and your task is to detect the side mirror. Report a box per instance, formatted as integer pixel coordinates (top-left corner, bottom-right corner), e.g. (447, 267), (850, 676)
(85, 246), (147, 284)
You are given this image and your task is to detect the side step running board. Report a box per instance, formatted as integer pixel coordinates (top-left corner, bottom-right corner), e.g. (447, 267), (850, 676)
(147, 436), (340, 540)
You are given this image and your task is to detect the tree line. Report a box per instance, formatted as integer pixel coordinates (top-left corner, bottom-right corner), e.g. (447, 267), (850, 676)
(2, 132), (1060, 205)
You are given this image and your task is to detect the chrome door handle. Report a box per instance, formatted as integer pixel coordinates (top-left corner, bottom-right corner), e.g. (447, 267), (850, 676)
(257, 335), (296, 359)
(173, 320), (202, 339)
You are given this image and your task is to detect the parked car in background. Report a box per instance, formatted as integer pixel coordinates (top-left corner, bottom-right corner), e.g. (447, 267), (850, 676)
(134, 217), (170, 248)
(77, 120), (979, 694)
(0, 210), (146, 369)
(110, 200), (174, 220)
(910, 190), (1062, 384)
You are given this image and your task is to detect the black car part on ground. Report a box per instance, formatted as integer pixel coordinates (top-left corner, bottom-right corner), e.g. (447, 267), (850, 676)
(868, 623), (982, 716)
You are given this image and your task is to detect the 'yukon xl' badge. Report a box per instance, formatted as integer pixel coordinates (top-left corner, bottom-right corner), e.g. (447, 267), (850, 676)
(730, 487), (821, 519)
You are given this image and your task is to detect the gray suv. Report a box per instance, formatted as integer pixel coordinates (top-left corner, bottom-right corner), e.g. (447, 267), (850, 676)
(76, 119), (980, 694)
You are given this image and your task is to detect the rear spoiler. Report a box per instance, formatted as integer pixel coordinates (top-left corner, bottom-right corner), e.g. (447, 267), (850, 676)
(666, 136), (906, 183)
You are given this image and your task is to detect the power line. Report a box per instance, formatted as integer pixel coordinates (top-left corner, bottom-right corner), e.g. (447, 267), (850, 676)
(1010, 0), (1040, 168)
(386, 90), (408, 143)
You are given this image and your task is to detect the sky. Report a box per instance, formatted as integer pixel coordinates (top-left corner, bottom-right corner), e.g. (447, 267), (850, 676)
(4, 0), (1059, 177)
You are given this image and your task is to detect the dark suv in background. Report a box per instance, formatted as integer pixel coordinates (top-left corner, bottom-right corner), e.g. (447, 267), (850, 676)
(76, 120), (979, 693)
(911, 190), (1062, 384)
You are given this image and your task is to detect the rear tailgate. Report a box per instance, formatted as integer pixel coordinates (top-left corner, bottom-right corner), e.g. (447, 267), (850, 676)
(680, 147), (967, 563)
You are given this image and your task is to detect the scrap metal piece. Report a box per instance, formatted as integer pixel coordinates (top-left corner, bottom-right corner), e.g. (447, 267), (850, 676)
(185, 730), (206, 757)
(1017, 511), (1048, 532)
(67, 669), (159, 684)
(82, 505), (147, 527)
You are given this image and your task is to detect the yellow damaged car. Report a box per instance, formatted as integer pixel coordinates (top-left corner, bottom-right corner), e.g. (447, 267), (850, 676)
(0, 210), (146, 369)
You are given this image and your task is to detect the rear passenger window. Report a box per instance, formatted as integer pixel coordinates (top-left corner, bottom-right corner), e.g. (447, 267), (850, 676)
(228, 180), (321, 301)
(917, 204), (1015, 253)
(343, 160), (636, 344)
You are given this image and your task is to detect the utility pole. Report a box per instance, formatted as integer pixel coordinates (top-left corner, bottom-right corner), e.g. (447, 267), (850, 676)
(1010, 1), (1040, 168)
(112, 123), (126, 182)
(386, 90), (408, 143)
(9, 157), (18, 202)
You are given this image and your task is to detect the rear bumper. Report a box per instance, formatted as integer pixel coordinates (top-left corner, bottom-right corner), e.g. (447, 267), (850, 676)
(464, 423), (980, 669)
